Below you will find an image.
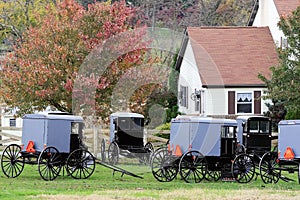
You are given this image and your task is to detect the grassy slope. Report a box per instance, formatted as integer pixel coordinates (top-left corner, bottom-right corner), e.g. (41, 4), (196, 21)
(1, 163), (300, 200)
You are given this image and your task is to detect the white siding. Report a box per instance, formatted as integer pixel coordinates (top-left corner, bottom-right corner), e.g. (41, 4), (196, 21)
(205, 89), (227, 116)
(197, 88), (269, 116)
(252, 0), (285, 47)
(178, 40), (203, 115)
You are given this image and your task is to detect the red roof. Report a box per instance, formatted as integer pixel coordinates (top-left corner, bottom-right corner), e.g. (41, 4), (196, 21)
(187, 27), (279, 87)
(274, 0), (300, 16)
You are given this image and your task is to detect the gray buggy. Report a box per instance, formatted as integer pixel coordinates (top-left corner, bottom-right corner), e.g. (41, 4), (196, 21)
(259, 119), (300, 184)
(151, 115), (274, 183)
(0, 112), (95, 181)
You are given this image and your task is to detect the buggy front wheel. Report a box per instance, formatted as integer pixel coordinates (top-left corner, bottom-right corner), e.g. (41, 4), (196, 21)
(144, 142), (154, 164)
(231, 154), (255, 183)
(179, 150), (207, 183)
(38, 146), (62, 181)
(1, 144), (24, 178)
(259, 151), (280, 184)
(66, 149), (95, 179)
(151, 147), (178, 182)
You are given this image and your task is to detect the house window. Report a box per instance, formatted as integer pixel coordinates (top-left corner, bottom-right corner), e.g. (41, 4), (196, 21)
(179, 85), (188, 108)
(195, 96), (200, 112)
(9, 119), (16, 127)
(237, 92), (252, 114)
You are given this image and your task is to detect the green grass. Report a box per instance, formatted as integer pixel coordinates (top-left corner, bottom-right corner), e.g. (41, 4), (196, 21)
(1, 162), (300, 200)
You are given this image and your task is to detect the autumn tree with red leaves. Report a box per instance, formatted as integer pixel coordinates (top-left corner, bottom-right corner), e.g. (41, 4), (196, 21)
(0, 0), (153, 120)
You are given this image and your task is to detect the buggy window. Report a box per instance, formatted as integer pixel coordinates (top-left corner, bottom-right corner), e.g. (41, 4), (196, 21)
(118, 117), (143, 131)
(119, 118), (130, 130)
(71, 122), (83, 136)
(131, 118), (143, 130)
(221, 126), (236, 138)
(248, 120), (270, 134)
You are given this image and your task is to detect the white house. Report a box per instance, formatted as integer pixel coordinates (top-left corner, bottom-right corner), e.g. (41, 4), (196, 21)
(248, 0), (299, 47)
(176, 27), (279, 118)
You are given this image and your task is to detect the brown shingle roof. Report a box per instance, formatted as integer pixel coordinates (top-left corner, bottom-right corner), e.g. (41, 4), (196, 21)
(187, 27), (279, 87)
(274, 0), (300, 16)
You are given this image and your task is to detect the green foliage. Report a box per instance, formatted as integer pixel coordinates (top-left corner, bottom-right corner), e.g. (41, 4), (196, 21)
(259, 6), (300, 121)
(0, 0), (56, 44)
(285, 109), (300, 120)
(155, 122), (170, 130)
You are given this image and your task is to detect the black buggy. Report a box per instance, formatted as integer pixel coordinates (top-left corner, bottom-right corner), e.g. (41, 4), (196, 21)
(102, 112), (154, 165)
(1, 112), (95, 181)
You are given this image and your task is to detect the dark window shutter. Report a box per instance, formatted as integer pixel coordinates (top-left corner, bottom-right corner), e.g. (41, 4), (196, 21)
(254, 91), (261, 114)
(228, 91), (235, 114)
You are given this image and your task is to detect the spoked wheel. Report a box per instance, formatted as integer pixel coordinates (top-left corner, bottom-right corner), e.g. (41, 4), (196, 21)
(144, 142), (154, 164)
(205, 170), (221, 181)
(179, 150), (207, 183)
(38, 146), (62, 181)
(108, 142), (119, 165)
(231, 154), (255, 183)
(151, 147), (178, 182)
(100, 139), (106, 162)
(66, 149), (95, 179)
(1, 144), (25, 178)
(259, 151), (281, 184)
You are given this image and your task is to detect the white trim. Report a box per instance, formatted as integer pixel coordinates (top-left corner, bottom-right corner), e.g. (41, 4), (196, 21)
(235, 91), (254, 115)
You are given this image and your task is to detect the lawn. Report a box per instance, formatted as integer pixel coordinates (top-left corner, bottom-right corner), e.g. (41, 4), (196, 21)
(1, 161), (300, 200)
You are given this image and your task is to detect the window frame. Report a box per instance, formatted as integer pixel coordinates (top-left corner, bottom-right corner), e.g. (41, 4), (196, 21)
(236, 91), (254, 114)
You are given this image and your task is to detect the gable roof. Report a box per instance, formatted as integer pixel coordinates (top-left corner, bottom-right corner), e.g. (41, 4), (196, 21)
(274, 0), (300, 16)
(186, 27), (278, 87)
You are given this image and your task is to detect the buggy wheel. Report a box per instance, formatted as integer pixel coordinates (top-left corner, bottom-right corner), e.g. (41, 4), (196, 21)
(100, 139), (106, 162)
(144, 142), (154, 164)
(38, 146), (62, 181)
(205, 170), (221, 181)
(1, 144), (24, 178)
(179, 150), (207, 183)
(259, 151), (280, 184)
(66, 149), (95, 179)
(108, 142), (119, 165)
(151, 147), (178, 182)
(231, 154), (255, 183)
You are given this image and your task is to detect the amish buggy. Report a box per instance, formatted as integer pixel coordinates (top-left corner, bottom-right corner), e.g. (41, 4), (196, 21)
(101, 112), (154, 165)
(151, 116), (256, 183)
(1, 112), (145, 181)
(151, 115), (276, 183)
(0, 112), (95, 181)
(259, 120), (300, 184)
(234, 116), (275, 181)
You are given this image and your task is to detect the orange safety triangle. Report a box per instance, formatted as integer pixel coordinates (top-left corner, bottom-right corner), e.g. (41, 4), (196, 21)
(175, 145), (182, 157)
(26, 141), (36, 153)
(284, 147), (295, 160)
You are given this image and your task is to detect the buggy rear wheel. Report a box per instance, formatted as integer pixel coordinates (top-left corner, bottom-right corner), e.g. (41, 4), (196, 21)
(231, 154), (255, 183)
(108, 142), (119, 165)
(179, 150), (207, 183)
(38, 146), (62, 181)
(66, 149), (95, 179)
(1, 144), (24, 178)
(259, 151), (280, 184)
(151, 147), (178, 182)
